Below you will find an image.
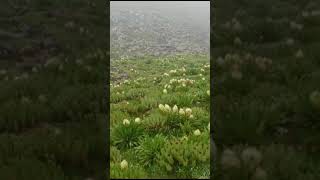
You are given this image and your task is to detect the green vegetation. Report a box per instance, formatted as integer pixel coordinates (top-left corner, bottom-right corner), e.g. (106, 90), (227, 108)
(110, 54), (210, 179)
(213, 0), (320, 179)
(0, 0), (108, 179)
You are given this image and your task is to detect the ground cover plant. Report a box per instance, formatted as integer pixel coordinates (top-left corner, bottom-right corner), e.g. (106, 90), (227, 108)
(110, 54), (210, 179)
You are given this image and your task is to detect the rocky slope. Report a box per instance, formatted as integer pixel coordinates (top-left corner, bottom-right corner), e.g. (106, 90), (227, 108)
(111, 7), (209, 58)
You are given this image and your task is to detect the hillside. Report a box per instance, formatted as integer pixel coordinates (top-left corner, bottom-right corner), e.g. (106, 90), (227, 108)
(110, 54), (210, 179)
(0, 0), (108, 179)
(110, 5), (209, 58)
(213, 0), (320, 179)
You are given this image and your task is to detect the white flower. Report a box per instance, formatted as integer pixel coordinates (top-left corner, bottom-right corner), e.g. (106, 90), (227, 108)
(199, 74), (203, 76)
(120, 160), (128, 169)
(159, 104), (165, 111)
(201, 68), (205, 72)
(179, 108), (185, 115)
(194, 129), (201, 136)
(182, 83), (186, 87)
(202, 77), (206, 81)
(207, 90), (210, 96)
(241, 147), (262, 170)
(163, 73), (169, 76)
(181, 135), (188, 141)
(221, 149), (241, 169)
(123, 119), (130, 125)
(208, 123), (210, 130)
(295, 49), (304, 58)
(164, 104), (171, 112)
(185, 108), (192, 115)
(252, 167), (267, 180)
(173, 105), (178, 113)
(163, 89), (167, 94)
(167, 85), (171, 89)
(189, 114), (194, 119)
(135, 118), (141, 124)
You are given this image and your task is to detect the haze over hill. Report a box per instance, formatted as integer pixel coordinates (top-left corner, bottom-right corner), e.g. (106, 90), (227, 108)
(110, 1), (210, 59)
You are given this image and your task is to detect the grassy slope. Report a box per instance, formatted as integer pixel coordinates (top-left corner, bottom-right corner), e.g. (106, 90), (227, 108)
(0, 0), (108, 179)
(213, 0), (320, 179)
(110, 54), (210, 178)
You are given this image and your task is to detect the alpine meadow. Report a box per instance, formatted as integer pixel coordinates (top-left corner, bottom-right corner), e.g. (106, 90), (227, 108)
(110, 2), (211, 179)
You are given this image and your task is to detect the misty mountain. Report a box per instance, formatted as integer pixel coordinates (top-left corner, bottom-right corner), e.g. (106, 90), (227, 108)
(110, 2), (210, 58)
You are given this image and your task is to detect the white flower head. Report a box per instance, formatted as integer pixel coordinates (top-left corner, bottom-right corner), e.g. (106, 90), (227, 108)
(194, 129), (201, 136)
(164, 104), (171, 112)
(173, 105), (178, 113)
(241, 147), (262, 170)
(123, 119), (130, 125)
(163, 89), (167, 94)
(159, 104), (165, 111)
(135, 118), (141, 124)
(185, 108), (192, 115)
(252, 167), (267, 180)
(221, 149), (241, 169)
(120, 160), (128, 169)
(179, 108), (185, 115)
(207, 90), (210, 96)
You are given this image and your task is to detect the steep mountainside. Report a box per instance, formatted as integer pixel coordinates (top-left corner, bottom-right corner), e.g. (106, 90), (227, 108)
(111, 8), (209, 58)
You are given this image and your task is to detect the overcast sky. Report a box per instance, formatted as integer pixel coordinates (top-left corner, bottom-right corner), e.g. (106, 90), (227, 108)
(111, 1), (210, 32)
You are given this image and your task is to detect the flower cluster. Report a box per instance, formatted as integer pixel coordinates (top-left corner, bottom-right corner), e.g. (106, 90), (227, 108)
(159, 104), (194, 119)
(122, 117), (142, 125)
(169, 78), (195, 87)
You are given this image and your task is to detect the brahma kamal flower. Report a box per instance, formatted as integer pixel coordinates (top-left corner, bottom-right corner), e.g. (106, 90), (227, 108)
(123, 119), (130, 126)
(309, 90), (320, 109)
(159, 104), (165, 111)
(185, 108), (192, 115)
(179, 108), (185, 115)
(164, 104), (171, 112)
(295, 49), (304, 58)
(252, 167), (267, 180)
(221, 149), (241, 169)
(172, 105), (178, 113)
(120, 160), (128, 169)
(135, 118), (141, 124)
(241, 147), (262, 170)
(163, 89), (167, 94)
(193, 129), (201, 136)
(181, 135), (188, 141)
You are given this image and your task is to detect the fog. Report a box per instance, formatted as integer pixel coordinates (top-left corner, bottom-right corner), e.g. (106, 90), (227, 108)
(110, 1), (210, 57)
(111, 1), (210, 33)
